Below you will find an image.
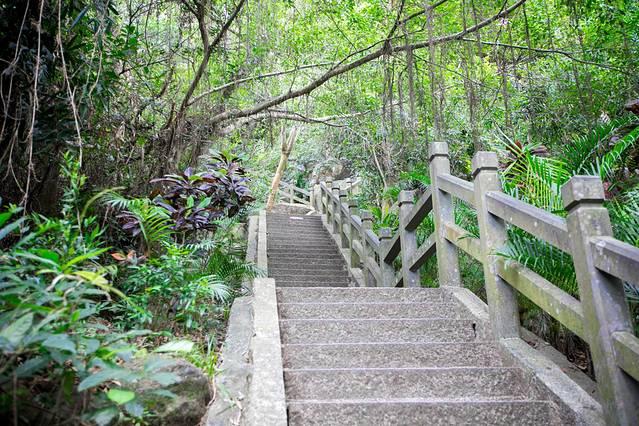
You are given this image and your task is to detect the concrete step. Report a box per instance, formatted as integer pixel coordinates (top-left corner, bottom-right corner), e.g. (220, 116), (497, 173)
(267, 234), (333, 240)
(266, 224), (329, 235)
(268, 240), (337, 248)
(267, 251), (343, 258)
(278, 302), (466, 319)
(284, 367), (530, 401)
(287, 400), (556, 426)
(268, 259), (348, 268)
(276, 288), (447, 304)
(267, 227), (328, 234)
(281, 342), (505, 369)
(276, 281), (351, 288)
(266, 216), (322, 225)
(268, 242), (338, 249)
(269, 274), (351, 283)
(267, 220), (323, 226)
(279, 319), (477, 344)
(268, 263), (348, 276)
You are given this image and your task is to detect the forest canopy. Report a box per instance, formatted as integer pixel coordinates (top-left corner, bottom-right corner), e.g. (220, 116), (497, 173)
(1, 0), (637, 209)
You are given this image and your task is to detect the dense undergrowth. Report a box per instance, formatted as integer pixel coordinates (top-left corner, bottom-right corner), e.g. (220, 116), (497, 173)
(0, 151), (259, 424)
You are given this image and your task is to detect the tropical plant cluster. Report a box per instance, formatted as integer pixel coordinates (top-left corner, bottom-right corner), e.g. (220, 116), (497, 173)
(0, 153), (258, 424)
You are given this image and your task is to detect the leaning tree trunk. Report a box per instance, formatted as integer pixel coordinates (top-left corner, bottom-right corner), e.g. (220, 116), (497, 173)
(266, 126), (299, 211)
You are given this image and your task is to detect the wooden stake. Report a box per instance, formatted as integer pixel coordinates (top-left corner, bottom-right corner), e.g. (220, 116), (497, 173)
(266, 127), (299, 211)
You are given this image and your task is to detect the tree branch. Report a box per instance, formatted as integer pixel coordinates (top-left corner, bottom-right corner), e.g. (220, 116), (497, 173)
(208, 0), (527, 125)
(187, 62), (334, 107)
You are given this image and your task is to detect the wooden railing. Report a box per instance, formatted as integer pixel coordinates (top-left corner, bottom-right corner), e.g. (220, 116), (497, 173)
(313, 142), (639, 425)
(277, 181), (311, 206)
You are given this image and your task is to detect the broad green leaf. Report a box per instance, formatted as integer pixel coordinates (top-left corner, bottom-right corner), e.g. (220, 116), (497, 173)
(78, 368), (139, 391)
(15, 356), (49, 378)
(144, 356), (174, 372)
(0, 216), (25, 240)
(91, 407), (119, 426)
(155, 340), (194, 353)
(74, 270), (108, 286)
(32, 249), (60, 264)
(43, 334), (76, 353)
(62, 247), (108, 271)
(124, 401), (144, 417)
(0, 313), (33, 347)
(106, 389), (136, 405)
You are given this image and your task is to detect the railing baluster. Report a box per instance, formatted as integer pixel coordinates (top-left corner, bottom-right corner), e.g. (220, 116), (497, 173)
(562, 176), (639, 425)
(348, 200), (360, 268)
(379, 228), (395, 287)
(472, 151), (520, 339)
(339, 190), (349, 248)
(399, 190), (420, 287)
(429, 142), (461, 287)
(360, 210), (374, 287)
(331, 183), (340, 235)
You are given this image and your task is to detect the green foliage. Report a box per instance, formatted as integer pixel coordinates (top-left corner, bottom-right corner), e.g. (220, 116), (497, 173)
(0, 155), (161, 422)
(116, 217), (262, 332)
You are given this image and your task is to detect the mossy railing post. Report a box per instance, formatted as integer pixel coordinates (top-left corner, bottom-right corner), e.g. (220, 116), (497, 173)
(311, 183), (320, 212)
(360, 210), (374, 287)
(348, 200), (360, 268)
(379, 227), (395, 287)
(324, 178), (333, 218)
(345, 178), (353, 196)
(398, 190), (420, 287)
(562, 176), (639, 425)
(331, 182), (340, 234)
(428, 142), (461, 287)
(288, 185), (294, 203)
(339, 190), (349, 248)
(472, 152), (520, 339)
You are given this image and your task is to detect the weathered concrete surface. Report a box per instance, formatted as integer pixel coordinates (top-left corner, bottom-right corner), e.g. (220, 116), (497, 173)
(244, 278), (287, 426)
(443, 285), (604, 425)
(203, 297), (253, 426)
(287, 400), (557, 426)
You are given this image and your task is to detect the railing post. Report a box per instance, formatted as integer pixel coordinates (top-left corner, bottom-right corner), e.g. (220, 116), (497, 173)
(428, 142), (461, 287)
(562, 176), (639, 425)
(331, 183), (340, 234)
(312, 183), (321, 212)
(324, 178), (332, 216)
(360, 210), (374, 287)
(338, 190), (349, 248)
(398, 190), (421, 287)
(348, 200), (360, 268)
(379, 228), (396, 287)
(472, 152), (520, 339)
(345, 178), (353, 196)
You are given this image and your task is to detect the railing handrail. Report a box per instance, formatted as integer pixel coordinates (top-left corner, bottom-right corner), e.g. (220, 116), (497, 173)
(314, 146), (639, 424)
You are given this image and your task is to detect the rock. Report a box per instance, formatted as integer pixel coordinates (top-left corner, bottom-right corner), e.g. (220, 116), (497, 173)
(625, 99), (639, 116)
(131, 357), (212, 426)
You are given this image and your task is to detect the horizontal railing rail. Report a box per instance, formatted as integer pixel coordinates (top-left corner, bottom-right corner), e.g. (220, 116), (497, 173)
(313, 145), (639, 424)
(277, 181), (311, 206)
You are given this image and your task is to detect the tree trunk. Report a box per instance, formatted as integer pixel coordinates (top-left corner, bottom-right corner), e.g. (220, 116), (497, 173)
(266, 127), (299, 211)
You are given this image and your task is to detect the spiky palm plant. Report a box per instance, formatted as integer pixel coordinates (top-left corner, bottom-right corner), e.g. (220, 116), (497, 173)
(492, 115), (639, 339)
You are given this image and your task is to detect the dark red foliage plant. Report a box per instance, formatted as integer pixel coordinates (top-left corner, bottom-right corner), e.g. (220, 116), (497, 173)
(151, 152), (254, 233)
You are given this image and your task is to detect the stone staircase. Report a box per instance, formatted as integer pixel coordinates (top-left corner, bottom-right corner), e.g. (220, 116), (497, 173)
(267, 213), (351, 287)
(266, 212), (572, 425)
